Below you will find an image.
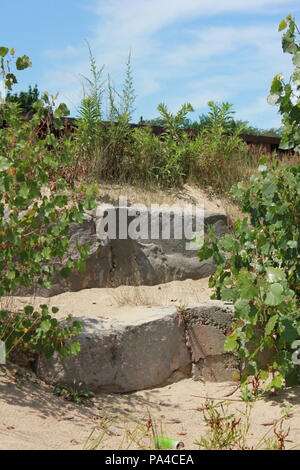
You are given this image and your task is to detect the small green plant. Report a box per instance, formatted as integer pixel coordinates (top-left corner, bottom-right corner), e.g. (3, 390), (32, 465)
(262, 420), (291, 450)
(195, 399), (294, 450)
(83, 416), (117, 450)
(240, 375), (264, 402)
(0, 305), (82, 360)
(83, 412), (166, 450)
(194, 400), (249, 450)
(205, 101), (242, 134)
(281, 404), (294, 418)
(157, 102), (194, 141)
(53, 380), (95, 406)
(74, 47), (136, 181)
(189, 103), (249, 193)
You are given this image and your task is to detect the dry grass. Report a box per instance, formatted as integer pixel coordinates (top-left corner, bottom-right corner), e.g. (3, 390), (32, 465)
(110, 281), (212, 307)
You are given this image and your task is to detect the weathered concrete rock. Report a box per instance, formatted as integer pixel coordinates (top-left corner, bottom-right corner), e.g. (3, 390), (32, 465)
(192, 355), (239, 382)
(184, 302), (239, 383)
(37, 306), (191, 393)
(37, 301), (239, 392)
(20, 208), (227, 296)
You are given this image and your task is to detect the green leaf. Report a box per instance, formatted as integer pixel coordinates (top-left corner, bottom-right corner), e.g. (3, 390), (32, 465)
(60, 267), (71, 278)
(247, 361), (258, 376)
(5, 73), (17, 86)
(267, 94), (280, 106)
(54, 102), (70, 118)
(24, 306), (34, 315)
(292, 52), (300, 67)
(270, 75), (283, 95)
(265, 314), (278, 336)
(16, 55), (32, 70)
(224, 335), (239, 352)
(19, 185), (30, 199)
(278, 19), (287, 31)
(220, 286), (235, 301)
(287, 240), (297, 249)
(265, 283), (284, 306)
(0, 47), (9, 57)
(259, 370), (269, 381)
(69, 341), (81, 355)
(234, 298), (250, 316)
(0, 156), (11, 171)
(259, 156), (267, 165)
(41, 247), (51, 260)
(280, 318), (299, 342)
(282, 31), (298, 54)
(39, 319), (51, 333)
(265, 267), (285, 283)
(269, 375), (284, 390)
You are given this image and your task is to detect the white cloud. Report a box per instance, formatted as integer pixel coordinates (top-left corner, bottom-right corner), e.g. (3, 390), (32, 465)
(43, 45), (80, 59)
(42, 0), (298, 125)
(237, 96), (282, 128)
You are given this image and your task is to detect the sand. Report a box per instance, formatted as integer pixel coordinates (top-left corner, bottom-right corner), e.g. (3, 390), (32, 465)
(1, 278), (300, 450)
(0, 278), (214, 321)
(0, 364), (300, 450)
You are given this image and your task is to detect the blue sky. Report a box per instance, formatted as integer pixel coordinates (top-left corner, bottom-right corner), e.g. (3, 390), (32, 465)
(1, 0), (300, 128)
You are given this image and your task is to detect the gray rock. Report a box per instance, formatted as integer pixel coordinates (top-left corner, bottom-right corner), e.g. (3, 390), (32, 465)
(192, 355), (239, 382)
(37, 302), (239, 392)
(184, 302), (240, 383)
(19, 208), (227, 296)
(37, 307), (191, 393)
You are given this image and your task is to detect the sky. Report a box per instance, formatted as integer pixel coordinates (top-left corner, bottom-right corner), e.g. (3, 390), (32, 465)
(1, 0), (300, 128)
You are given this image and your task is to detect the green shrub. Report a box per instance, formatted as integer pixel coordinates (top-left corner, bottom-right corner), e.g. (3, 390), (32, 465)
(199, 159), (300, 389)
(189, 103), (249, 193)
(1, 305), (82, 360)
(53, 380), (94, 405)
(121, 127), (162, 184)
(74, 47), (136, 181)
(268, 15), (300, 152)
(74, 47), (250, 191)
(0, 47), (96, 361)
(6, 84), (40, 117)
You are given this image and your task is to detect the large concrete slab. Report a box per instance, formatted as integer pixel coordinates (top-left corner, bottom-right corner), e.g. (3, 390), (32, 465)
(37, 306), (191, 392)
(37, 301), (239, 392)
(17, 209), (227, 296)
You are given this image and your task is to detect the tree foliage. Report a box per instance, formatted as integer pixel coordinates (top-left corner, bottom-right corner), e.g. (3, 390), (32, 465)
(268, 15), (300, 151)
(6, 84), (40, 116)
(0, 46), (96, 360)
(199, 159), (300, 389)
(141, 102), (282, 138)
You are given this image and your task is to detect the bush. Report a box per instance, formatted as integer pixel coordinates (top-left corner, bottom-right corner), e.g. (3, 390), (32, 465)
(120, 101), (249, 190)
(0, 46), (96, 361)
(189, 126), (249, 193)
(6, 84), (40, 117)
(1, 305), (82, 361)
(73, 47), (136, 181)
(268, 15), (300, 152)
(188, 102), (249, 193)
(74, 49), (250, 191)
(199, 159), (300, 389)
